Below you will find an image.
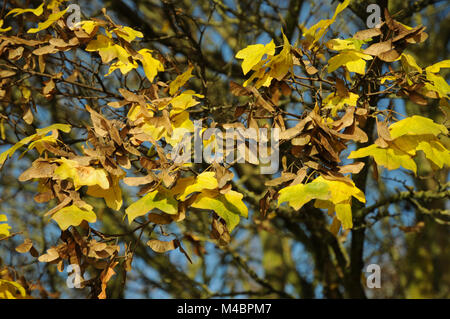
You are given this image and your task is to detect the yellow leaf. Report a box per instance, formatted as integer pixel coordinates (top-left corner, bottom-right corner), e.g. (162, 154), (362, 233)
(87, 176), (123, 210)
(0, 214), (11, 238)
(27, 8), (68, 34)
(302, 0), (350, 44)
(137, 49), (164, 83)
(169, 90), (203, 115)
(169, 65), (194, 95)
(389, 115), (448, 139)
(54, 158), (110, 190)
(326, 38), (358, 51)
(105, 59), (138, 76)
(328, 50), (372, 74)
(113, 26), (143, 43)
(0, 279), (27, 299)
(165, 111), (195, 146)
(323, 92), (359, 116)
(267, 31), (293, 81)
(191, 189), (247, 231)
(278, 176), (364, 229)
(176, 171), (218, 201)
(6, 2), (44, 17)
(51, 205), (97, 230)
(348, 144), (417, 174)
(0, 124), (71, 166)
(278, 177), (330, 210)
(125, 187), (178, 224)
(335, 202), (353, 229)
(416, 139), (450, 169)
(235, 40), (275, 75)
(0, 20), (11, 32)
(401, 53), (422, 74)
(424, 72), (450, 98)
(425, 60), (450, 73)
(86, 35), (132, 66)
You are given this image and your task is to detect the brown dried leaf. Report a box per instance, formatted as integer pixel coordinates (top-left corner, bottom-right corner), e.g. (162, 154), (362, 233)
(147, 239), (177, 253)
(338, 162), (365, 174)
(353, 28), (382, 40)
(147, 213), (172, 225)
(15, 238), (33, 254)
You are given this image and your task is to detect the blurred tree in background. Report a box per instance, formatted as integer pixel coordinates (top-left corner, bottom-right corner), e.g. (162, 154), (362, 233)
(0, 0), (449, 299)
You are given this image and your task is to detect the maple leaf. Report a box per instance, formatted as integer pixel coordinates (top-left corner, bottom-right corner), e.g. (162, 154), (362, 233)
(51, 205), (97, 230)
(0, 214), (11, 238)
(169, 65), (195, 95)
(169, 90), (204, 116)
(349, 116), (450, 173)
(0, 124), (71, 167)
(137, 49), (164, 83)
(327, 50), (373, 75)
(174, 171), (219, 201)
(302, 0), (350, 45)
(191, 189), (248, 232)
(53, 158), (110, 190)
(235, 40), (275, 75)
(125, 187), (178, 224)
(27, 8), (68, 33)
(87, 176), (123, 210)
(278, 176), (365, 229)
(5, 2), (45, 17)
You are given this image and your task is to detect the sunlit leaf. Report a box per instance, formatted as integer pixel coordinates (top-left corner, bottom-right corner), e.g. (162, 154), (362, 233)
(51, 205), (97, 230)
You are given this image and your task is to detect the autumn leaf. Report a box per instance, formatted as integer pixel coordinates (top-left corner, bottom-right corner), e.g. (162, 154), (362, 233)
(125, 187), (178, 224)
(278, 176), (365, 229)
(388, 115), (448, 139)
(0, 124), (71, 166)
(348, 116), (450, 173)
(169, 90), (204, 115)
(0, 214), (11, 238)
(0, 20), (11, 32)
(0, 279), (27, 299)
(27, 8), (68, 34)
(175, 171), (219, 201)
(302, 0), (350, 45)
(191, 189), (248, 232)
(54, 158), (110, 190)
(327, 50), (373, 75)
(87, 176), (123, 210)
(137, 49), (164, 83)
(425, 60), (450, 73)
(169, 65), (195, 95)
(51, 205), (97, 230)
(235, 40), (275, 75)
(112, 26), (143, 43)
(6, 2), (44, 17)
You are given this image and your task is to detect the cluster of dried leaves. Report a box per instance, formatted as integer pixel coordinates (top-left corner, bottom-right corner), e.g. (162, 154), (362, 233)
(0, 0), (448, 298)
